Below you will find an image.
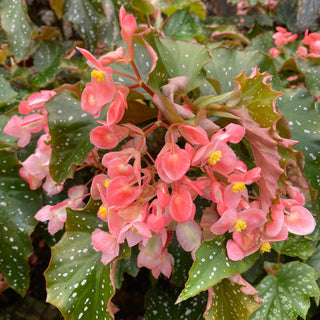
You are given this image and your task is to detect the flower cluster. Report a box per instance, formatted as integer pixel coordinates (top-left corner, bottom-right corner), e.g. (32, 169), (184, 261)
(269, 26), (320, 59)
(4, 7), (316, 281)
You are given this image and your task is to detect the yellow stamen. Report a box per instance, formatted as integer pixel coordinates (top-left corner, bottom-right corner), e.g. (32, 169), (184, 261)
(260, 242), (271, 253)
(234, 219), (247, 232)
(104, 179), (110, 188)
(208, 150), (222, 165)
(232, 182), (245, 193)
(91, 70), (104, 82)
(99, 206), (108, 218)
(131, 226), (139, 234)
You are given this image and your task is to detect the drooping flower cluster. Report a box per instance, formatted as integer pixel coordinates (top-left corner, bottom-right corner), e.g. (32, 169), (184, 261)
(3, 6), (316, 282)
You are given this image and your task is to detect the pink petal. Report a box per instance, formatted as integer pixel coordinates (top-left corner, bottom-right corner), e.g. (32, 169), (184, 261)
(176, 221), (202, 252)
(179, 124), (209, 145)
(284, 206), (316, 235)
(105, 176), (141, 207)
(210, 209), (238, 235)
(91, 229), (119, 264)
(169, 189), (195, 223)
(226, 239), (245, 261)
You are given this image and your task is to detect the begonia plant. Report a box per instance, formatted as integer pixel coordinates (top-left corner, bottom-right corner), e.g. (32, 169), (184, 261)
(0, 0), (320, 319)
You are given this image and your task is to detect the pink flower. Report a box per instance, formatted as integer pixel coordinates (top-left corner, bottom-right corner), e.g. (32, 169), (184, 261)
(169, 188), (195, 223)
(176, 221), (202, 252)
(272, 27), (297, 46)
(81, 74), (115, 118)
(137, 233), (174, 278)
(284, 206), (315, 235)
(106, 85), (129, 125)
(269, 47), (281, 58)
(210, 207), (267, 235)
(18, 90), (55, 114)
(105, 176), (142, 207)
(119, 6), (137, 61)
(303, 30), (320, 54)
(92, 229), (119, 265)
(4, 114), (47, 147)
(90, 122), (129, 149)
(35, 185), (87, 234)
(155, 143), (191, 183)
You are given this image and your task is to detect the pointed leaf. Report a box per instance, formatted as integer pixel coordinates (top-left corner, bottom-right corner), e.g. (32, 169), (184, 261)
(205, 47), (281, 94)
(0, 150), (42, 295)
(250, 262), (320, 320)
(45, 199), (115, 320)
(204, 278), (261, 320)
(0, 0), (34, 62)
(47, 91), (96, 183)
(63, 0), (106, 51)
(147, 37), (211, 93)
(272, 234), (315, 259)
(31, 41), (64, 87)
(163, 9), (202, 41)
(276, 87), (320, 211)
(144, 287), (207, 320)
(177, 237), (259, 303)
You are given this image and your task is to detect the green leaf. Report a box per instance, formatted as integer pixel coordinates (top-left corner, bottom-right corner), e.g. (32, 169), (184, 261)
(0, 150), (42, 295)
(168, 236), (193, 287)
(0, 115), (17, 147)
(206, 47), (281, 94)
(132, 0), (154, 15)
(164, 9), (202, 41)
(177, 237), (259, 303)
(246, 31), (274, 53)
(275, 87), (320, 210)
(250, 262), (320, 320)
(47, 90), (96, 184)
(31, 41), (64, 87)
(296, 59), (320, 98)
(144, 286), (207, 320)
(45, 199), (115, 320)
(0, 0), (34, 62)
(115, 245), (139, 289)
(147, 37), (211, 93)
(204, 278), (261, 320)
(306, 243), (320, 278)
(63, 0), (106, 51)
(156, 0), (206, 19)
(297, 0), (320, 32)
(276, 0), (298, 33)
(0, 78), (17, 104)
(272, 234), (315, 259)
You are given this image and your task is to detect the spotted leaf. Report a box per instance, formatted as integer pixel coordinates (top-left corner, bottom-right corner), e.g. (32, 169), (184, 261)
(250, 262), (320, 320)
(147, 37), (211, 93)
(144, 287), (207, 320)
(0, 150), (41, 295)
(204, 278), (261, 320)
(276, 87), (320, 211)
(46, 90), (96, 184)
(0, 0), (34, 62)
(272, 234), (315, 259)
(0, 78), (18, 105)
(63, 0), (106, 51)
(176, 237), (259, 303)
(205, 47), (280, 94)
(45, 199), (115, 320)
(31, 41), (65, 88)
